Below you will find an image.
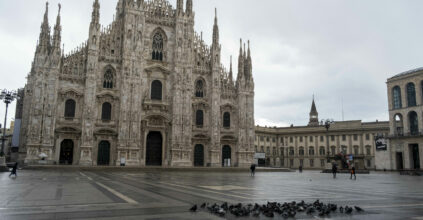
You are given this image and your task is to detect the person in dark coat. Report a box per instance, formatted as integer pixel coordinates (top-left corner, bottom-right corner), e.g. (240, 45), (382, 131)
(350, 166), (356, 180)
(332, 163), (337, 179)
(299, 165), (303, 173)
(250, 164), (256, 176)
(9, 162), (18, 177)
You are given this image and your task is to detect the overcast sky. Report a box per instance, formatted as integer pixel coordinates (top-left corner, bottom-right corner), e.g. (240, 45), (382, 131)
(1, 0), (422, 128)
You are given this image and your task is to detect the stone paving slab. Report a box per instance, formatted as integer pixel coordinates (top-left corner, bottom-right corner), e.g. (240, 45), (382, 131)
(0, 169), (422, 219)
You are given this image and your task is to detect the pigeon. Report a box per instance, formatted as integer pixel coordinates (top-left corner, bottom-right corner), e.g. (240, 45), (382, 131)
(355, 206), (364, 212)
(200, 203), (206, 208)
(190, 204), (197, 212)
(339, 206), (344, 213)
(345, 206), (353, 214)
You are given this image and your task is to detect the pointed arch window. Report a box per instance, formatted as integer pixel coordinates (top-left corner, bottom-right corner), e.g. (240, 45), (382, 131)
(64, 99), (76, 118)
(101, 102), (112, 121)
(103, 69), (114, 89)
(392, 86), (402, 109)
(151, 80), (162, 100)
(407, 83), (416, 107)
(223, 112), (230, 128)
(196, 110), (204, 128)
(152, 32), (164, 61)
(195, 80), (205, 97)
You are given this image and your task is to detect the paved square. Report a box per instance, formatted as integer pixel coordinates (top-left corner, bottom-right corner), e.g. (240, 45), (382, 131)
(1, 169), (423, 219)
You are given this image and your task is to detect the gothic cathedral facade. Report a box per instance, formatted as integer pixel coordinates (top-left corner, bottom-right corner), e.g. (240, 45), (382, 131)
(20, 0), (255, 167)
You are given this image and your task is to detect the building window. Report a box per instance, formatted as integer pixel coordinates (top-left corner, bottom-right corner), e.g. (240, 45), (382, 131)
(272, 137), (275, 143)
(266, 137), (269, 142)
(342, 135), (346, 141)
(255, 145), (257, 152)
(367, 159), (371, 167)
(366, 146), (371, 155)
(309, 147), (315, 155)
(290, 137), (293, 143)
(409, 111), (419, 135)
(365, 134), (370, 140)
(341, 145), (348, 154)
(261, 146), (264, 152)
(331, 146), (336, 155)
(300, 159), (304, 166)
(151, 80), (162, 100)
(353, 134), (357, 141)
(266, 147), (270, 154)
(300, 137), (303, 142)
(289, 147), (294, 156)
(309, 136), (313, 142)
(64, 99), (76, 118)
(260, 136), (263, 141)
(223, 112), (230, 128)
(331, 135), (335, 141)
(101, 102), (112, 121)
(152, 32), (164, 61)
(310, 159), (314, 167)
(407, 83), (417, 107)
(196, 110), (204, 128)
(273, 147), (276, 155)
(195, 79), (205, 97)
(319, 147), (325, 156)
(392, 86), (402, 109)
(103, 69), (114, 89)
(320, 136), (324, 142)
(321, 159), (325, 167)
(280, 147), (284, 156)
(354, 146), (359, 155)
(299, 147), (304, 156)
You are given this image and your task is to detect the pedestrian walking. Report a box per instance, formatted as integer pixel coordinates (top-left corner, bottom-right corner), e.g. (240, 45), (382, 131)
(350, 166), (356, 180)
(250, 164), (256, 176)
(9, 162), (18, 177)
(332, 163), (337, 179)
(299, 165), (303, 173)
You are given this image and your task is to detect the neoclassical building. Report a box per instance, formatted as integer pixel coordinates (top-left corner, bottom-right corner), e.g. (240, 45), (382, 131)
(254, 99), (390, 170)
(387, 68), (423, 170)
(20, 0), (255, 167)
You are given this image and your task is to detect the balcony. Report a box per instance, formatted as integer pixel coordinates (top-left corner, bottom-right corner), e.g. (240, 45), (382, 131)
(389, 131), (423, 138)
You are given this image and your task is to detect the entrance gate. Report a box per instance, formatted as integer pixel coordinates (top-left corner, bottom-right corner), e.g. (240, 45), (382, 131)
(146, 131), (163, 166)
(194, 144), (204, 167)
(59, 139), (74, 165)
(396, 152), (404, 170)
(97, 141), (111, 166)
(222, 145), (231, 167)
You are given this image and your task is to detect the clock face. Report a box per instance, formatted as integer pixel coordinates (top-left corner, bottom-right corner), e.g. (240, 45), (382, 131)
(311, 115), (317, 119)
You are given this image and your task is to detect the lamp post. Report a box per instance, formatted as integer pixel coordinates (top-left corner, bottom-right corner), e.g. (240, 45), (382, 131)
(0, 89), (17, 158)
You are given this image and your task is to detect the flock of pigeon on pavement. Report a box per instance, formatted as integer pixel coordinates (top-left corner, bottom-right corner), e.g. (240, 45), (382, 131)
(190, 200), (364, 218)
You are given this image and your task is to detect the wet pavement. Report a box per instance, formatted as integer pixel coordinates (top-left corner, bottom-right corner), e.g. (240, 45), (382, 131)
(0, 169), (423, 219)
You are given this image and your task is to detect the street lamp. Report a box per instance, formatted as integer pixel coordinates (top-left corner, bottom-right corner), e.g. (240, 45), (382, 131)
(0, 89), (18, 157)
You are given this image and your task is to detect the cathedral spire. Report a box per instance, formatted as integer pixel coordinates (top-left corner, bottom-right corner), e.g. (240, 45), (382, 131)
(91, 0), (100, 25)
(212, 8), (219, 46)
(237, 39), (244, 81)
(186, 0), (192, 16)
(229, 55), (233, 83)
(177, 0), (183, 14)
(52, 4), (62, 50)
(246, 40), (252, 79)
(38, 2), (51, 52)
(308, 96), (319, 126)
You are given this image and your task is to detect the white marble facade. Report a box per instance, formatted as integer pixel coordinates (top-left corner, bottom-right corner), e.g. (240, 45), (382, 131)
(21, 0), (255, 167)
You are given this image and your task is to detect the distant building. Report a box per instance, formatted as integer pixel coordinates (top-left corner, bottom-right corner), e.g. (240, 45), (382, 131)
(387, 68), (423, 170)
(255, 99), (389, 170)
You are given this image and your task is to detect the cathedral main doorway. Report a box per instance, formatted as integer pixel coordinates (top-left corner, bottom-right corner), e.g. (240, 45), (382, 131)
(97, 141), (111, 166)
(146, 131), (163, 166)
(222, 145), (231, 167)
(59, 139), (74, 165)
(194, 144), (204, 167)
